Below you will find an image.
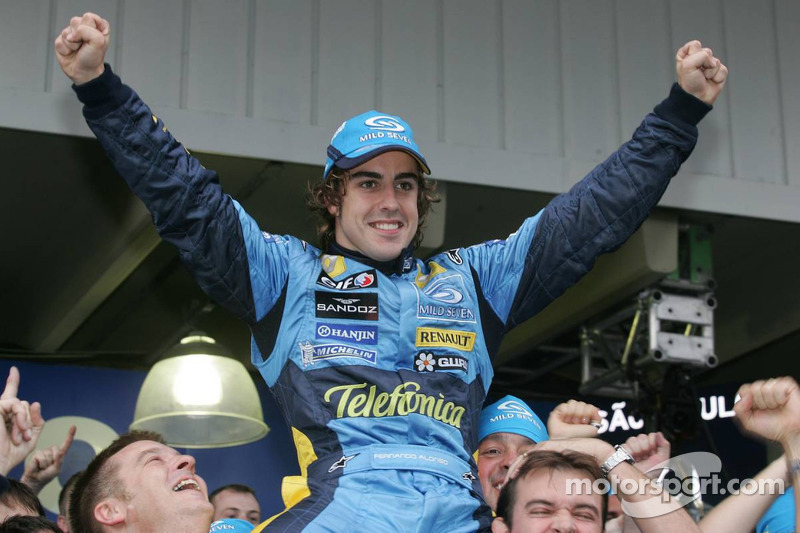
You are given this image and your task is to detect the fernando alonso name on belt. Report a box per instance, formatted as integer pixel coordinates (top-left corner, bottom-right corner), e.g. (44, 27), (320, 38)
(316, 322), (378, 345)
(298, 341), (377, 366)
(315, 292), (378, 321)
(317, 269), (378, 291)
(415, 327), (476, 351)
(415, 351), (468, 372)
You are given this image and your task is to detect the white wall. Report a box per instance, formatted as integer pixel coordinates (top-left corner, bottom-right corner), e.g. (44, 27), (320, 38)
(2, 0), (799, 222)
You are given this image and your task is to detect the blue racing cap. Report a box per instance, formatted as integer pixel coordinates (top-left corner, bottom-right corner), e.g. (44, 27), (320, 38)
(756, 486), (795, 533)
(209, 518), (255, 533)
(478, 395), (549, 444)
(323, 110), (431, 180)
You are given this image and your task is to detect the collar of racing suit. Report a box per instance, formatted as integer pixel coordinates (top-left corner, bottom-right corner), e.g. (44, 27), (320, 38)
(327, 241), (416, 275)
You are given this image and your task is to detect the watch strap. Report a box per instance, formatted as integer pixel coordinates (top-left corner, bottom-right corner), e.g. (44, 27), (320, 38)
(601, 445), (635, 478)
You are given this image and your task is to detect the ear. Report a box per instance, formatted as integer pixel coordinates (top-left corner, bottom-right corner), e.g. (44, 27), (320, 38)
(327, 204), (339, 216)
(57, 515), (68, 531)
(94, 498), (127, 527)
(491, 516), (510, 533)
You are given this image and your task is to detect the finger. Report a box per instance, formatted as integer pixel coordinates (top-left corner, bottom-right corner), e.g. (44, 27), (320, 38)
(734, 384), (753, 416)
(9, 400), (30, 432)
(1, 367), (19, 400)
(81, 12), (111, 36)
(59, 425), (77, 455)
(61, 27), (82, 51)
(625, 433), (646, 455)
(35, 449), (54, 470)
(578, 404), (601, 424)
(751, 381), (768, 410)
(676, 40), (703, 61)
(703, 59), (721, 80)
(654, 431), (670, 449)
(775, 378), (796, 406)
(67, 24), (104, 48)
(762, 379), (781, 410)
(700, 48), (717, 68)
(29, 402), (44, 433)
(68, 16), (83, 33)
(504, 450), (531, 485)
(712, 63), (729, 84)
(681, 49), (715, 73)
(16, 401), (34, 442)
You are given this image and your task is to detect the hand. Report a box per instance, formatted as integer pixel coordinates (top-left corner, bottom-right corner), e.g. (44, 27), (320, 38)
(623, 432), (671, 476)
(734, 377), (800, 446)
(21, 425), (76, 494)
(502, 437), (615, 487)
(676, 40), (728, 105)
(547, 400), (602, 439)
(54, 12), (110, 85)
(0, 367), (44, 475)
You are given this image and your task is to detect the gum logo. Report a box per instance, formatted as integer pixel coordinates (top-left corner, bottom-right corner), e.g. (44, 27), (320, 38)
(415, 352), (468, 373)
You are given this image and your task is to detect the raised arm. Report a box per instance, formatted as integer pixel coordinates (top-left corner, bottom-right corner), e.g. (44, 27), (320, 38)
(698, 455), (790, 533)
(54, 13), (291, 326)
(467, 41), (728, 333)
(734, 376), (800, 531)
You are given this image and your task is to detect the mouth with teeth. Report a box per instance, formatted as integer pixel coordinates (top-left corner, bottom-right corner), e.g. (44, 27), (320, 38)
(172, 479), (201, 492)
(369, 221), (403, 231)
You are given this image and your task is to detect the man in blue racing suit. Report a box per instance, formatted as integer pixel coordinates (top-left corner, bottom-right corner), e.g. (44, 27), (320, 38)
(55, 12), (728, 533)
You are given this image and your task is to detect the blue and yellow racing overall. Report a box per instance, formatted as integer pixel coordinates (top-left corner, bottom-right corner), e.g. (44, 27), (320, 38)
(73, 66), (709, 533)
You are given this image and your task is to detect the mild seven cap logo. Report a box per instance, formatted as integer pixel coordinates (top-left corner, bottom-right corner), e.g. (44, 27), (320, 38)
(497, 400), (534, 417)
(364, 116), (405, 132)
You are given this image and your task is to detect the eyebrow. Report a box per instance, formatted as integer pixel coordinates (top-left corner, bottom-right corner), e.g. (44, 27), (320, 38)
(350, 171), (420, 181)
(135, 446), (174, 464)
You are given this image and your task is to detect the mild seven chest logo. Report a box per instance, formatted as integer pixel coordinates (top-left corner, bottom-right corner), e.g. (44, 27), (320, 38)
(317, 269), (378, 291)
(417, 275), (476, 323)
(315, 292), (379, 321)
(316, 323), (377, 345)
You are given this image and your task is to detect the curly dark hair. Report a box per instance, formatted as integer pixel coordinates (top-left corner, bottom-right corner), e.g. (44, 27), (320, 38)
(306, 165), (440, 252)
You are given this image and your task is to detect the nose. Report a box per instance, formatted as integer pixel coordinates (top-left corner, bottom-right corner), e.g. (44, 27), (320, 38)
(173, 453), (196, 472)
(377, 183), (400, 211)
(501, 449), (520, 470)
(551, 510), (577, 533)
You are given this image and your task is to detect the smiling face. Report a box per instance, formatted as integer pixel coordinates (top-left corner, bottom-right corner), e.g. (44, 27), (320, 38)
(329, 151), (420, 261)
(492, 468), (603, 533)
(99, 440), (213, 531)
(478, 433), (537, 511)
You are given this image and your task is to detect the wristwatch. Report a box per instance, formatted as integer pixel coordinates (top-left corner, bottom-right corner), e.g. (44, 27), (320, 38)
(601, 445), (635, 478)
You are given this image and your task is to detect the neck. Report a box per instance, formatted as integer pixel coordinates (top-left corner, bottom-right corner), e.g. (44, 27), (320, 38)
(328, 240), (416, 275)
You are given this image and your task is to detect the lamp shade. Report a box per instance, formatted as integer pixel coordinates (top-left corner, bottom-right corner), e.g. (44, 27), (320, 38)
(130, 335), (269, 448)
